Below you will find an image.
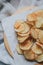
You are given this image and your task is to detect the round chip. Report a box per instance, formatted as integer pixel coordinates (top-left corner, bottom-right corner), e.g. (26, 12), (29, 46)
(38, 30), (43, 44)
(16, 44), (23, 54)
(18, 35), (28, 43)
(20, 22), (30, 34)
(35, 54), (43, 62)
(27, 13), (37, 22)
(32, 43), (42, 55)
(35, 17), (43, 28)
(30, 28), (39, 39)
(19, 40), (33, 50)
(24, 49), (35, 60)
(14, 20), (24, 28)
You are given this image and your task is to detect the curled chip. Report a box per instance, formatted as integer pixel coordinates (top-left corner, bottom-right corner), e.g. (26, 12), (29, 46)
(18, 35), (28, 43)
(32, 43), (42, 55)
(35, 17), (43, 28)
(38, 30), (43, 44)
(16, 44), (23, 54)
(24, 49), (35, 60)
(35, 54), (43, 62)
(30, 28), (39, 39)
(17, 32), (30, 37)
(19, 40), (33, 50)
(36, 42), (43, 49)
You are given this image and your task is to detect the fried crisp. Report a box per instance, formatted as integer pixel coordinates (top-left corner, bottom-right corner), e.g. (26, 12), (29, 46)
(38, 30), (43, 44)
(19, 40), (33, 50)
(18, 35), (28, 43)
(30, 28), (39, 39)
(16, 44), (23, 54)
(35, 54), (43, 62)
(24, 49), (35, 60)
(35, 17), (43, 28)
(36, 42), (43, 49)
(32, 43), (42, 55)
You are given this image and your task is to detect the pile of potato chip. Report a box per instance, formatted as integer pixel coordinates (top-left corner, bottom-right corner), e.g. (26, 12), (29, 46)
(14, 10), (43, 62)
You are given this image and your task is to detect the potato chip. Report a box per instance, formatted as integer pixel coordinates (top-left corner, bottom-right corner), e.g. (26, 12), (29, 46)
(17, 31), (30, 37)
(14, 20), (23, 28)
(36, 42), (43, 49)
(16, 44), (23, 54)
(15, 23), (25, 33)
(19, 40), (33, 50)
(24, 49), (35, 60)
(35, 17), (43, 28)
(35, 54), (43, 62)
(18, 35), (28, 43)
(38, 30), (43, 44)
(30, 28), (39, 39)
(27, 13), (37, 22)
(32, 43), (42, 54)
(20, 22), (30, 34)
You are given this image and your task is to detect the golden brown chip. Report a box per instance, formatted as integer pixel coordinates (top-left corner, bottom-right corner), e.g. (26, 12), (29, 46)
(36, 42), (43, 49)
(14, 20), (23, 29)
(16, 44), (23, 54)
(27, 13), (37, 22)
(38, 30), (43, 44)
(20, 22), (30, 34)
(35, 17), (43, 28)
(24, 49), (35, 60)
(30, 28), (39, 39)
(35, 54), (43, 62)
(17, 31), (30, 37)
(19, 40), (33, 50)
(15, 23), (25, 33)
(18, 35), (28, 43)
(32, 43), (42, 55)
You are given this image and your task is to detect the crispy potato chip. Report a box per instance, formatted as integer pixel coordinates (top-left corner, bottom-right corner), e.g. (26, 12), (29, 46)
(20, 22), (30, 34)
(19, 40), (33, 50)
(30, 28), (39, 39)
(15, 23), (25, 33)
(36, 42), (43, 49)
(14, 20), (23, 29)
(38, 30), (43, 44)
(27, 13), (37, 22)
(35, 17), (43, 28)
(17, 31), (30, 37)
(24, 49), (35, 60)
(32, 43), (42, 54)
(35, 54), (43, 62)
(18, 35), (28, 43)
(16, 44), (23, 54)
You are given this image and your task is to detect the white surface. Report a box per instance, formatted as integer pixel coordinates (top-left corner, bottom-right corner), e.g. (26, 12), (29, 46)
(2, 6), (43, 65)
